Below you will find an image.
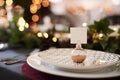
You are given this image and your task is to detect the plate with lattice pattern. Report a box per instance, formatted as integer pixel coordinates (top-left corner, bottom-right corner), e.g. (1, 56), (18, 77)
(38, 48), (120, 72)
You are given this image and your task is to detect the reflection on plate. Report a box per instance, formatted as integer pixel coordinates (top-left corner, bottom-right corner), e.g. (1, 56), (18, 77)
(38, 48), (119, 72)
(27, 52), (120, 79)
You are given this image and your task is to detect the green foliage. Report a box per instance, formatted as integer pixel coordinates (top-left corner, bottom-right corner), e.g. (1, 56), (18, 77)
(118, 29), (120, 34)
(88, 19), (113, 34)
(0, 21), (41, 48)
(86, 19), (120, 53)
(22, 32), (41, 48)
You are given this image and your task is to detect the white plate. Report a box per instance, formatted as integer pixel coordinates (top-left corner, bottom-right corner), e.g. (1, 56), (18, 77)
(27, 52), (120, 79)
(38, 48), (119, 72)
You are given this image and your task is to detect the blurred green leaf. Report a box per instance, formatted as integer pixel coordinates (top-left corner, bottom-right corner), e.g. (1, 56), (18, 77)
(87, 18), (120, 53)
(88, 19), (114, 34)
(106, 43), (118, 53)
(100, 40), (107, 50)
(118, 29), (120, 34)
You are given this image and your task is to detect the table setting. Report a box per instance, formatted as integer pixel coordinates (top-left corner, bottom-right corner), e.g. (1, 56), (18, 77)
(0, 0), (120, 80)
(0, 23), (119, 80)
(20, 27), (120, 80)
(21, 48), (120, 80)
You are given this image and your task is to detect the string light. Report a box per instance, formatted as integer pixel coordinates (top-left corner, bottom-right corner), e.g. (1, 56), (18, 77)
(43, 32), (49, 38)
(30, 0), (49, 14)
(52, 37), (57, 42)
(36, 4), (41, 10)
(0, 0), (4, 6)
(17, 17), (26, 27)
(19, 26), (24, 31)
(99, 33), (104, 38)
(32, 14), (39, 22)
(30, 4), (37, 14)
(6, 0), (13, 6)
(25, 23), (29, 28)
(42, 0), (49, 7)
(32, 0), (42, 4)
(37, 32), (42, 37)
(17, 17), (29, 31)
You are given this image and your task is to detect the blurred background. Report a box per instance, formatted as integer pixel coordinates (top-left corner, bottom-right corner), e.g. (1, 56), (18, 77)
(0, 0), (120, 53)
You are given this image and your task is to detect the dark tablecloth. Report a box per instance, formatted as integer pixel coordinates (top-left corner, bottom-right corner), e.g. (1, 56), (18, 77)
(0, 49), (31, 80)
(22, 62), (120, 80)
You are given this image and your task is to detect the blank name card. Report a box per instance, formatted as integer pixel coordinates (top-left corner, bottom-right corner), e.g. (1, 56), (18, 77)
(70, 27), (87, 44)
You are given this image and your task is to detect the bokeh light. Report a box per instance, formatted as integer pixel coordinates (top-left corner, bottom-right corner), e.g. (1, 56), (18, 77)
(25, 23), (29, 28)
(32, 14), (39, 22)
(42, 0), (50, 7)
(52, 37), (57, 42)
(6, 0), (13, 6)
(32, 0), (42, 4)
(30, 4), (37, 14)
(0, 0), (4, 6)
(17, 17), (26, 27)
(43, 32), (49, 38)
(37, 32), (42, 37)
(19, 26), (24, 31)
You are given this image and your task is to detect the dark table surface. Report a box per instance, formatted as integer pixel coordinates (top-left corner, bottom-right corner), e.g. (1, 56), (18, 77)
(0, 48), (33, 80)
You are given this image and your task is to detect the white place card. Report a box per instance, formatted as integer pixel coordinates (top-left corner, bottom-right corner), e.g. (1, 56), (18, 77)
(70, 27), (87, 44)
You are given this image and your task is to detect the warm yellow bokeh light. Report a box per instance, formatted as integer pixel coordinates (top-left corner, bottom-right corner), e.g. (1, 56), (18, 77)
(37, 32), (42, 37)
(14, 5), (23, 11)
(30, 8), (37, 14)
(99, 33), (104, 38)
(30, 0), (49, 14)
(19, 26), (24, 31)
(17, 17), (26, 27)
(30, 4), (37, 14)
(32, 0), (42, 4)
(42, 0), (49, 7)
(32, 14), (39, 22)
(43, 32), (49, 38)
(52, 37), (57, 42)
(0, 0), (4, 6)
(6, 0), (13, 6)
(36, 4), (41, 10)
(25, 23), (29, 28)
(113, 28), (118, 32)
